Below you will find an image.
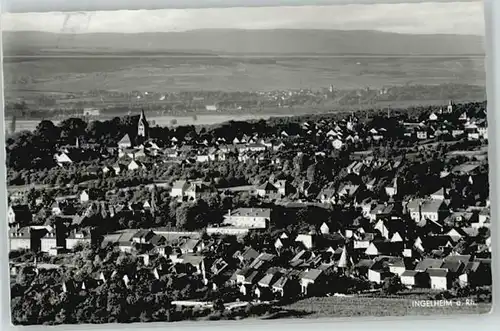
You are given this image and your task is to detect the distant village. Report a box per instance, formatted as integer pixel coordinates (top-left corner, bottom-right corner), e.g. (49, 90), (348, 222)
(7, 99), (491, 324)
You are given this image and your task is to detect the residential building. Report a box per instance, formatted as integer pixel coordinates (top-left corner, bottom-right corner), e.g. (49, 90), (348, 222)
(222, 208), (271, 229)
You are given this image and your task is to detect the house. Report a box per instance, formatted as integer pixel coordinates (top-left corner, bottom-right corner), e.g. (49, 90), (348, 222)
(113, 163), (127, 175)
(118, 134), (133, 149)
(300, 269), (324, 295)
(118, 146), (144, 159)
(131, 229), (155, 245)
(7, 205), (32, 226)
(367, 268), (391, 284)
(180, 255), (207, 280)
(369, 203), (397, 221)
(458, 260), (491, 287)
(40, 227), (66, 253)
(446, 228), (478, 241)
(66, 228), (93, 250)
(102, 165), (114, 175)
(179, 239), (203, 254)
(54, 152), (75, 167)
(365, 241), (403, 257)
(374, 220), (390, 240)
(387, 258), (407, 275)
(384, 177), (399, 197)
(128, 160), (149, 171)
(390, 232), (403, 243)
(414, 236), (454, 253)
(274, 180), (291, 196)
(401, 270), (429, 288)
(223, 208), (271, 229)
(170, 180), (191, 198)
(256, 182), (278, 198)
(354, 259), (375, 277)
(414, 258), (444, 272)
(317, 183), (337, 204)
(416, 128), (428, 140)
(295, 234), (315, 250)
(320, 222), (330, 235)
(272, 272), (300, 298)
(255, 270), (283, 298)
(233, 247), (260, 265)
(472, 217), (490, 230)
(338, 184), (359, 199)
(406, 198), (445, 223)
(80, 189), (102, 203)
(430, 188), (446, 200)
(9, 226), (49, 251)
(184, 182), (214, 202)
(427, 268), (450, 290)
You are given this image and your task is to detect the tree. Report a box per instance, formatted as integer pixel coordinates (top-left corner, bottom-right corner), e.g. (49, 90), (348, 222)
(306, 164), (317, 183)
(381, 275), (404, 295)
(175, 202), (198, 230)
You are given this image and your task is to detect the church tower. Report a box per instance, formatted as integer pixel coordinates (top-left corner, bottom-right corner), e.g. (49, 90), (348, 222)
(137, 109), (149, 139)
(447, 100), (454, 113)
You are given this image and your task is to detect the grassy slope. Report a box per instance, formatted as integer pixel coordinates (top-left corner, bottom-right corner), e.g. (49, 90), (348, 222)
(280, 296), (491, 319)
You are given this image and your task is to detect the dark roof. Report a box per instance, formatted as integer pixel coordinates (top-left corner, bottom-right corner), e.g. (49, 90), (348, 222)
(427, 268), (448, 277)
(258, 272), (282, 287)
(257, 182), (278, 191)
(418, 236), (454, 250)
(10, 205), (31, 214)
(245, 270), (260, 283)
(356, 259), (376, 269)
(415, 258), (443, 271)
(236, 247), (260, 261)
(302, 269), (323, 281)
(150, 234), (166, 246)
(441, 260), (464, 273)
(463, 261), (481, 274)
(444, 255), (472, 264)
(226, 208), (271, 218)
(401, 270), (419, 277)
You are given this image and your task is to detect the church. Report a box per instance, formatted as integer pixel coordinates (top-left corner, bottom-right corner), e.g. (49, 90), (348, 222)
(117, 109), (150, 149)
(137, 109), (149, 139)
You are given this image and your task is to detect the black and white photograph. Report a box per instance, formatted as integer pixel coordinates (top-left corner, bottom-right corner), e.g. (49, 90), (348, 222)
(2, 0), (492, 325)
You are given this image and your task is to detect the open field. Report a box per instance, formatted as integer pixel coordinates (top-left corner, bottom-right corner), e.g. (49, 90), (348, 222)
(4, 56), (485, 98)
(279, 296), (491, 319)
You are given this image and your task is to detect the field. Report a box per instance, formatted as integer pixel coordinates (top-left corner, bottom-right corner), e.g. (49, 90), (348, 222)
(279, 295), (491, 319)
(4, 55), (486, 98)
(3, 30), (487, 122)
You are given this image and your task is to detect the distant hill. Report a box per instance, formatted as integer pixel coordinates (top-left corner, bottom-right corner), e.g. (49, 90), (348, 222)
(3, 29), (485, 56)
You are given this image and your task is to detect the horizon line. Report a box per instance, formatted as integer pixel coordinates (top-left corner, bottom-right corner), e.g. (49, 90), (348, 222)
(2, 28), (486, 37)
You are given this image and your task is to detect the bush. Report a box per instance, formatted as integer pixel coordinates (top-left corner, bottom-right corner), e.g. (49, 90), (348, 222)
(381, 275), (404, 295)
(208, 311), (222, 321)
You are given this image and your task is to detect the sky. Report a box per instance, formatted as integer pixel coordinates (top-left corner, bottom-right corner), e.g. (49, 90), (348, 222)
(1, 1), (485, 35)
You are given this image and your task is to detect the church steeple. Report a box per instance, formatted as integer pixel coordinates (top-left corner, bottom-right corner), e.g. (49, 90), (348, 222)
(137, 109), (149, 139)
(447, 100), (454, 113)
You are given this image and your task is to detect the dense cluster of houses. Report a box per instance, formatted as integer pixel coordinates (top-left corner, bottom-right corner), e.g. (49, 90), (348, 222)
(51, 101), (487, 171)
(8, 102), (491, 301)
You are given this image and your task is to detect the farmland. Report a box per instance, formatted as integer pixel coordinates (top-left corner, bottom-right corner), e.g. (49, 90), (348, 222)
(4, 55), (485, 98)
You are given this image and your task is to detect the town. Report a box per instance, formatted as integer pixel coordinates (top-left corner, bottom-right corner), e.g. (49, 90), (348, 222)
(7, 99), (492, 324)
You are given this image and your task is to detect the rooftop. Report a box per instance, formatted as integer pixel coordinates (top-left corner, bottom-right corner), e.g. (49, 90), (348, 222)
(226, 208), (271, 218)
